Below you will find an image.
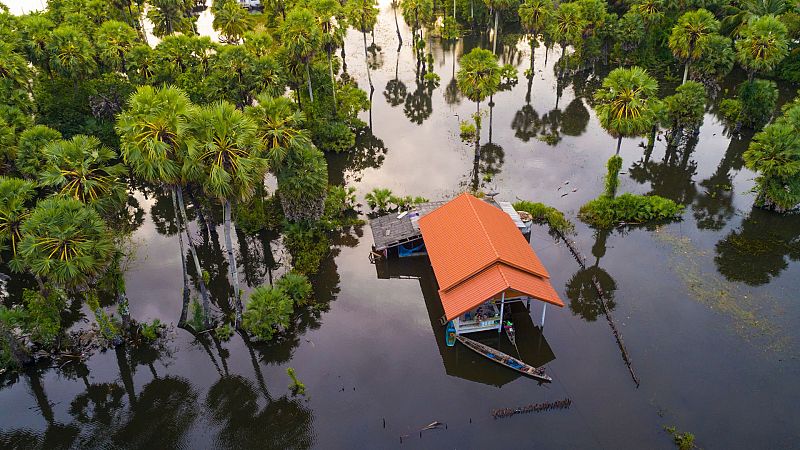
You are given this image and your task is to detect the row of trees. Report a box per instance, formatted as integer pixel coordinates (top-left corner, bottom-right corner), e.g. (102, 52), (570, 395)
(0, 0), (373, 371)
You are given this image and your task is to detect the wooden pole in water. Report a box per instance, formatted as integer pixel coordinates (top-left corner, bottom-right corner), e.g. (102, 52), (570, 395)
(498, 292), (505, 333)
(541, 303), (547, 328)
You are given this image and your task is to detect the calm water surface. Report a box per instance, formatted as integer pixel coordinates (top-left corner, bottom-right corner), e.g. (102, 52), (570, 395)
(2, 2), (800, 449)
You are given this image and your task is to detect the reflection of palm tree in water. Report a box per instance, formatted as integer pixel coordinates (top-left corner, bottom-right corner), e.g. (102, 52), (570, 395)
(715, 207), (800, 286)
(383, 51), (406, 107)
(630, 138), (699, 207)
(565, 229), (618, 322)
(511, 103), (542, 142)
(693, 132), (751, 230)
(404, 79), (434, 124)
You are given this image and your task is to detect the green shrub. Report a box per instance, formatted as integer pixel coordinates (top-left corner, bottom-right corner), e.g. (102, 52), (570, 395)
(311, 120), (356, 153)
(86, 292), (121, 343)
(579, 193), (684, 228)
(242, 285), (293, 341)
(275, 272), (313, 306)
(605, 155), (623, 198)
(499, 64), (518, 86)
(662, 81), (706, 132)
(718, 98), (742, 125)
(512, 200), (575, 235)
(319, 185), (363, 230)
(287, 367), (306, 395)
(284, 224), (330, 275)
(215, 323), (234, 341)
(187, 298), (206, 331)
(459, 121), (477, 142)
(738, 79), (778, 130)
(365, 188), (393, 213)
(22, 288), (65, 347)
(423, 72), (441, 86)
(140, 319), (162, 342)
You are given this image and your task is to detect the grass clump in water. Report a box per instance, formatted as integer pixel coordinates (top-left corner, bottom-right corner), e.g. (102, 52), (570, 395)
(513, 200), (575, 235)
(664, 426), (696, 450)
(579, 193), (683, 228)
(287, 367), (306, 395)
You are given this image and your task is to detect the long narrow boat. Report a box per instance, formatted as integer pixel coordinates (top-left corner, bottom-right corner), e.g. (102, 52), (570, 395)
(456, 335), (552, 382)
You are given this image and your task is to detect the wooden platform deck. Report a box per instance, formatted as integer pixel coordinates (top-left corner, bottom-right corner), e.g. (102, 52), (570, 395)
(369, 202), (446, 251)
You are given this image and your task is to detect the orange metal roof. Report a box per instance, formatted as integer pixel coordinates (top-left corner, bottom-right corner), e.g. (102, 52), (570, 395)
(418, 193), (564, 321)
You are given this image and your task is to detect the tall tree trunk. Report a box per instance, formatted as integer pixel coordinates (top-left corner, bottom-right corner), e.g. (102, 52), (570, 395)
(616, 135), (623, 155)
(341, 43), (347, 73)
(115, 345), (137, 407)
(488, 95), (494, 143)
(493, 10), (499, 55)
(305, 62), (314, 103)
(328, 49), (337, 116)
(223, 200), (243, 328)
(526, 40), (535, 103)
(171, 188), (191, 327)
(682, 61), (690, 84)
(26, 370), (53, 423)
(176, 186), (211, 328)
(363, 31), (374, 91)
(393, 2), (402, 46)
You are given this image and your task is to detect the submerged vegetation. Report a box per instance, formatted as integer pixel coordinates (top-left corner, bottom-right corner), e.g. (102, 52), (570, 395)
(513, 200), (575, 235)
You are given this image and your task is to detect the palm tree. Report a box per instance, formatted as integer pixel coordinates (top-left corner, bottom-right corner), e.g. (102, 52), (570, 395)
(549, 2), (585, 76)
(0, 43), (32, 95)
(0, 177), (36, 260)
(187, 101), (268, 328)
(668, 9), (720, 84)
(15, 125), (62, 180)
(735, 15), (788, 83)
(19, 14), (55, 77)
(96, 20), (139, 73)
(457, 48), (501, 151)
(246, 94), (312, 171)
(484, 0), (516, 54)
(116, 85), (212, 326)
(519, 0), (553, 83)
(148, 0), (194, 37)
(281, 8), (323, 104)
(743, 101), (800, 212)
(458, 48), (500, 171)
(310, 0), (346, 111)
(346, 0), (380, 92)
(47, 25), (97, 82)
(721, 0), (787, 36)
(13, 197), (114, 290)
(276, 145), (329, 222)
(593, 66), (659, 155)
(212, 0), (252, 44)
(39, 135), (128, 213)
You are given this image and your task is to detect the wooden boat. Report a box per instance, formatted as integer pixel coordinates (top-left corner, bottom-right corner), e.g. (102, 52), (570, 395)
(456, 335), (552, 382)
(503, 320), (518, 350)
(445, 321), (456, 347)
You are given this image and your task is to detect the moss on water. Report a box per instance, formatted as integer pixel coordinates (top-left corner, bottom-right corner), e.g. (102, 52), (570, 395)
(653, 228), (791, 354)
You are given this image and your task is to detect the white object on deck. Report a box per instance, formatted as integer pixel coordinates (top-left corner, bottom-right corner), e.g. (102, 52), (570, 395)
(397, 211), (408, 219)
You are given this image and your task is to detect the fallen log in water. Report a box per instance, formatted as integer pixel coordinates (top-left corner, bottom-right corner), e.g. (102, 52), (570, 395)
(491, 397), (572, 419)
(554, 230), (640, 387)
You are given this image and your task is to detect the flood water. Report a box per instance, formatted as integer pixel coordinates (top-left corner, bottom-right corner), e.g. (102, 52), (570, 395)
(2, 2), (800, 449)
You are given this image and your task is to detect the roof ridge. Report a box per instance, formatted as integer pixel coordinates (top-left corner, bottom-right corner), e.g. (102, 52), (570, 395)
(466, 194), (501, 262)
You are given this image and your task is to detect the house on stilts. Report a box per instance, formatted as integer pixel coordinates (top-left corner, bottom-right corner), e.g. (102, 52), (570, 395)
(369, 193), (564, 336)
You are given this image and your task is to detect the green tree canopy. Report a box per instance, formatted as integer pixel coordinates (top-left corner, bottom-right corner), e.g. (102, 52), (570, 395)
(735, 15), (788, 81)
(593, 66), (660, 154)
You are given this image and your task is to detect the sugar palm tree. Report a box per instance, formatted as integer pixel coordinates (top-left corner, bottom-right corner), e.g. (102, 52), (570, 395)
(47, 25), (97, 82)
(0, 177), (36, 260)
(116, 85), (212, 326)
(96, 20), (139, 73)
(735, 15), (788, 83)
(550, 2), (585, 75)
(277, 145), (329, 222)
(148, 0), (194, 37)
(484, 0), (516, 54)
(0, 43), (32, 95)
(246, 94), (312, 171)
(310, 0), (346, 111)
(14, 197), (114, 290)
(212, 0), (252, 44)
(281, 8), (322, 104)
(457, 48), (501, 134)
(39, 135), (128, 213)
(519, 0), (553, 81)
(743, 102), (800, 211)
(668, 9), (720, 84)
(15, 125), (62, 180)
(594, 66), (659, 156)
(346, 0), (379, 92)
(187, 101), (268, 328)
(19, 14), (55, 77)
(721, 0), (787, 36)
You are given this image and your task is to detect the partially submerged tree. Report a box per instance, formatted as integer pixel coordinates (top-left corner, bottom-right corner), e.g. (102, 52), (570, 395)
(669, 9), (720, 84)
